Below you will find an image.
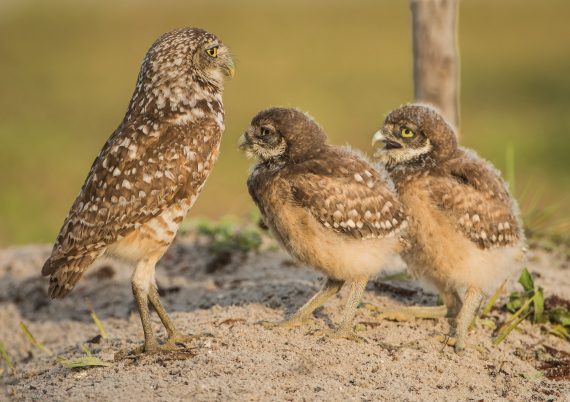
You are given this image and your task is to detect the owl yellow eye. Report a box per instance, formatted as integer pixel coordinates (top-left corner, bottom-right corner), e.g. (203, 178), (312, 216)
(206, 46), (218, 58)
(401, 128), (414, 138)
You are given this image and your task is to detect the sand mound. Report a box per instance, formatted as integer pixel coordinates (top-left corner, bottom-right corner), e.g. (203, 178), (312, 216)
(1, 234), (569, 401)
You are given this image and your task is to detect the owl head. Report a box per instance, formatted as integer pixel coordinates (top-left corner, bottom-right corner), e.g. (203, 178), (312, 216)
(239, 108), (327, 163)
(139, 27), (234, 92)
(372, 104), (458, 169)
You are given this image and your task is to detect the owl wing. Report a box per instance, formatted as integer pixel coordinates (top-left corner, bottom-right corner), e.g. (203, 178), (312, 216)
(287, 149), (407, 239)
(429, 148), (522, 249)
(42, 119), (218, 282)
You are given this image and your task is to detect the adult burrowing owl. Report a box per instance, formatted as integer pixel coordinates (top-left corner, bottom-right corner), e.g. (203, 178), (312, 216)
(372, 104), (525, 351)
(240, 108), (407, 340)
(42, 28), (234, 353)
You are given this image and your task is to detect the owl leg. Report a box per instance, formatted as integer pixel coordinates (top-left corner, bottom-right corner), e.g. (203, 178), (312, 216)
(451, 286), (483, 352)
(315, 276), (368, 342)
(440, 289), (462, 317)
(261, 277), (344, 329)
(147, 285), (202, 349)
(131, 259), (159, 353)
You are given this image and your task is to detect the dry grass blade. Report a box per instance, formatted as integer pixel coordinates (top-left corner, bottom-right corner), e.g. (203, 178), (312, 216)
(481, 280), (506, 318)
(549, 324), (569, 339)
(19, 321), (52, 355)
(89, 309), (107, 339)
(81, 345), (93, 357)
(0, 341), (14, 374)
(57, 356), (112, 369)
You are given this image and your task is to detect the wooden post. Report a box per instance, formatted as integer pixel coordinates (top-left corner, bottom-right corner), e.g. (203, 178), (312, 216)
(411, 0), (459, 129)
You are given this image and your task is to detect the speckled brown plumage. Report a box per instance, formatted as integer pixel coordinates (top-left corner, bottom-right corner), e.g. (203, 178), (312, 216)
(241, 107), (406, 340)
(42, 27), (234, 353)
(372, 103), (526, 351)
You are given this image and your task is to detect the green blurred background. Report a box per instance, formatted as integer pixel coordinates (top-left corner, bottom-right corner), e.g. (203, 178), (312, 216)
(1, 0), (569, 246)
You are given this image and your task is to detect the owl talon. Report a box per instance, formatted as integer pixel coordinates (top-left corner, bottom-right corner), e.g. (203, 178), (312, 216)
(257, 319), (281, 329)
(310, 328), (367, 343)
(257, 317), (313, 330)
(362, 302), (421, 321)
(115, 333), (203, 359)
(122, 340), (191, 357)
(361, 302), (381, 312)
(374, 311), (416, 322)
(165, 332), (209, 349)
(114, 340), (160, 359)
(369, 305), (448, 322)
(436, 335), (468, 354)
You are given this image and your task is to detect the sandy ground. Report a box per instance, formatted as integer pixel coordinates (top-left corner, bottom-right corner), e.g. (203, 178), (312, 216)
(0, 232), (569, 401)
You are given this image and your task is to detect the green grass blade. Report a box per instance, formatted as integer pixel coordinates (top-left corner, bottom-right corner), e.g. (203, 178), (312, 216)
(506, 291), (523, 313)
(549, 324), (569, 339)
(548, 307), (570, 326)
(0, 341), (14, 373)
(479, 318), (496, 331)
(511, 292), (537, 322)
(533, 287), (544, 322)
(19, 321), (52, 355)
(493, 291), (539, 345)
(518, 267), (534, 293)
(57, 356), (111, 369)
(494, 313), (528, 345)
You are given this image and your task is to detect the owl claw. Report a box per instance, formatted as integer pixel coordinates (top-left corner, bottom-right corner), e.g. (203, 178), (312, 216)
(165, 332), (210, 349)
(114, 332), (206, 360)
(365, 304), (448, 322)
(257, 317), (314, 330)
(114, 340), (163, 360)
(310, 328), (367, 343)
(436, 335), (469, 354)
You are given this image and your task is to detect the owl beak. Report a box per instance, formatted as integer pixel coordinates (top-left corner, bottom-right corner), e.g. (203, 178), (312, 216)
(226, 63), (235, 78)
(224, 59), (236, 78)
(238, 132), (256, 159)
(371, 130), (386, 147)
(238, 132), (250, 151)
(372, 130), (401, 157)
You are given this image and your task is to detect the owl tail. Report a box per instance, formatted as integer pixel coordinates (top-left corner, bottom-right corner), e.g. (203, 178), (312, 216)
(41, 251), (102, 299)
